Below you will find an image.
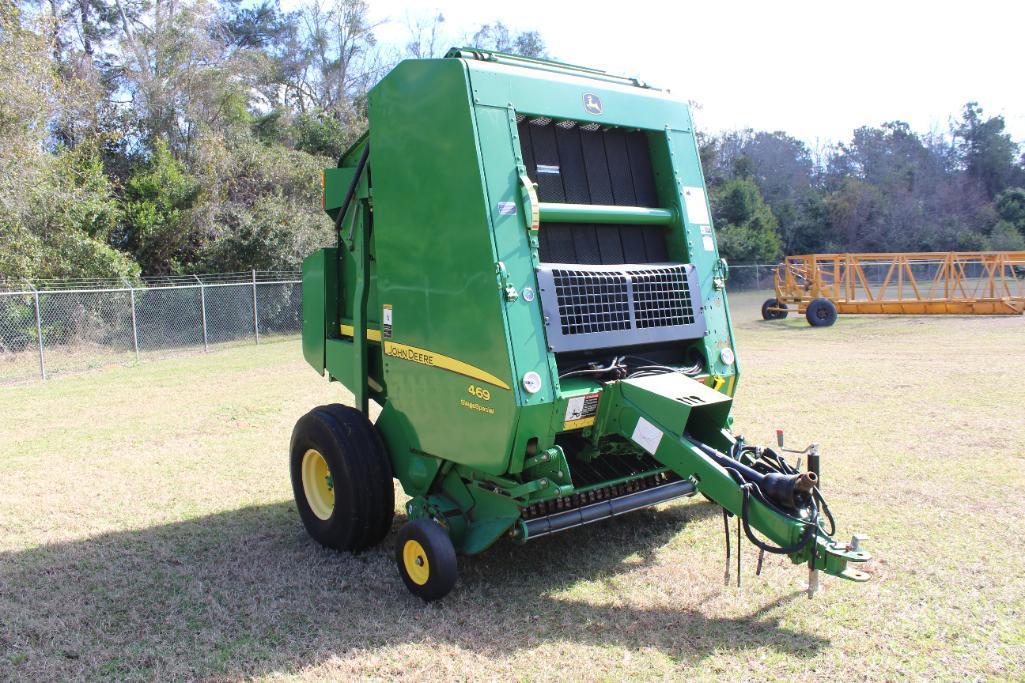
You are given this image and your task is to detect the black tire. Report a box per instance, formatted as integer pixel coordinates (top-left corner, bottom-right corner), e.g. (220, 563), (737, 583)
(761, 298), (788, 320)
(319, 404), (395, 547)
(290, 404), (394, 552)
(805, 298), (838, 327)
(395, 519), (458, 602)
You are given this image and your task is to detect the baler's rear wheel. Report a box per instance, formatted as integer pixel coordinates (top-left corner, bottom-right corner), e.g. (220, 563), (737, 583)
(395, 519), (457, 602)
(289, 404), (395, 552)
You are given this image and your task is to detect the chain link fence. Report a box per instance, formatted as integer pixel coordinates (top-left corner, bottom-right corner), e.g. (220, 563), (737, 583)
(0, 264), (783, 386)
(0, 272), (301, 385)
(725, 264), (778, 292)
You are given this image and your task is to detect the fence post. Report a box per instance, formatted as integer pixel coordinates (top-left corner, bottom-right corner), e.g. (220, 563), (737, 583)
(27, 283), (45, 380)
(123, 278), (140, 362)
(194, 275), (209, 352)
(252, 269), (260, 344)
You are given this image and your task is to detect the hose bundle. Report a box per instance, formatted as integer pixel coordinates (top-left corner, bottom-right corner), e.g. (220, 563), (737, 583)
(711, 440), (836, 556)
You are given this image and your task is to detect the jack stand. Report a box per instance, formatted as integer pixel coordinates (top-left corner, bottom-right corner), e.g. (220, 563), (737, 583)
(736, 515), (742, 588)
(723, 509), (731, 586)
(756, 548), (765, 576)
(806, 564), (819, 599)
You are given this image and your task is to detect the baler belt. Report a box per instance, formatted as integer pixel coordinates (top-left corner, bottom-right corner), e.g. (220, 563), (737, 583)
(517, 117), (668, 265)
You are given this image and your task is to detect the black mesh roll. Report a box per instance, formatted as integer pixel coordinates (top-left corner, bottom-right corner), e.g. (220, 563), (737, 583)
(516, 118), (667, 265)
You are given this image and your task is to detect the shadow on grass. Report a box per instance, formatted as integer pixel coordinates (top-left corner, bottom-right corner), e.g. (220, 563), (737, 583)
(0, 500), (826, 679)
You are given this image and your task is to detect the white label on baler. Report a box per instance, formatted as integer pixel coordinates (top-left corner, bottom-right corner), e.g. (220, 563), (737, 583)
(702, 235), (715, 252)
(565, 396), (586, 422)
(536, 164), (561, 174)
(682, 186), (710, 225)
(631, 417), (663, 455)
(498, 201), (517, 215)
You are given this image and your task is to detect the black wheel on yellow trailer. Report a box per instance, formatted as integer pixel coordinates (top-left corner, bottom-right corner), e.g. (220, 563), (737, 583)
(395, 519), (458, 602)
(289, 404), (394, 552)
(761, 298), (788, 320)
(805, 297), (838, 327)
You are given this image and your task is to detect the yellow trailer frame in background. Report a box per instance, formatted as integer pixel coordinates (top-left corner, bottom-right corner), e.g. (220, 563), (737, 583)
(773, 252), (1025, 315)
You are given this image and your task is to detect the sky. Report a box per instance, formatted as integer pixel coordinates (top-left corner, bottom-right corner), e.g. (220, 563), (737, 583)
(364, 0), (1025, 148)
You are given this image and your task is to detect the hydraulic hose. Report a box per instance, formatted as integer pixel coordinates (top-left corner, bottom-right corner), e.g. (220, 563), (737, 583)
(687, 436), (817, 510)
(739, 483), (818, 555)
(814, 487), (836, 536)
(333, 142), (371, 236)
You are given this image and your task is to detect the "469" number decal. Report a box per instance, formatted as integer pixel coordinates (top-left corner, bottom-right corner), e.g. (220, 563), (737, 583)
(467, 384), (491, 401)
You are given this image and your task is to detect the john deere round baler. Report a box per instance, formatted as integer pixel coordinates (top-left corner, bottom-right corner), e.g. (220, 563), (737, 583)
(291, 48), (870, 601)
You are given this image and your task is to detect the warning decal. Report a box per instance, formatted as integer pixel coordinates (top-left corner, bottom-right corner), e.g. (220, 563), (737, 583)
(382, 304), (393, 338)
(564, 392), (601, 430)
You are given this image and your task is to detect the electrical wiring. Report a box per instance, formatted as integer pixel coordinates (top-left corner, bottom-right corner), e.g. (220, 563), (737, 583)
(557, 356), (626, 379)
(557, 353), (703, 381)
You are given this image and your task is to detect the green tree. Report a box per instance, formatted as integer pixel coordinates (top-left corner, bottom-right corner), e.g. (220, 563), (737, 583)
(189, 130), (333, 272)
(119, 142), (201, 274)
(471, 21), (547, 57)
(987, 221), (1025, 250)
(711, 178), (781, 263)
(292, 112), (347, 159)
(995, 187), (1025, 236)
(954, 102), (1022, 200)
(1, 144), (137, 281)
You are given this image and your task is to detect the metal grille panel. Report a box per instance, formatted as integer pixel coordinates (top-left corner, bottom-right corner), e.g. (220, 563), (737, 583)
(551, 269), (630, 335)
(536, 263), (706, 352)
(628, 267), (696, 328)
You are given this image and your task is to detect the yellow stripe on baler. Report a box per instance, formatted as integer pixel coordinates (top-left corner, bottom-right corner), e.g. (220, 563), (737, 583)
(339, 324), (382, 342)
(340, 323), (510, 390)
(383, 341), (510, 390)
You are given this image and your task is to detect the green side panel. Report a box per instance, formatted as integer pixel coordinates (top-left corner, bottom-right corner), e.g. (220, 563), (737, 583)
(321, 141), (384, 396)
(323, 166), (355, 217)
(333, 169), (379, 332)
(376, 402), (442, 498)
(301, 248), (337, 374)
(470, 104), (556, 402)
(368, 59), (518, 477)
(459, 484), (520, 555)
(506, 401), (559, 475)
(659, 129), (738, 386)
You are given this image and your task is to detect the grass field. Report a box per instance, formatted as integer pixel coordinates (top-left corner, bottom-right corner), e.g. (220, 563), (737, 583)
(2, 291), (1024, 681)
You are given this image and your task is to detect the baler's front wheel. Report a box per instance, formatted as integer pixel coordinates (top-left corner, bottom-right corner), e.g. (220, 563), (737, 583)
(395, 519), (457, 602)
(289, 404), (394, 552)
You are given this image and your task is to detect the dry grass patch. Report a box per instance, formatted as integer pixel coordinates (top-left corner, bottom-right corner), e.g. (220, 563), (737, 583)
(1, 293), (1023, 680)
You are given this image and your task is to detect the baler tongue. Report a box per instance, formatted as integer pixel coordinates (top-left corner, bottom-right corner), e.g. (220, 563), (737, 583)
(594, 372), (871, 582)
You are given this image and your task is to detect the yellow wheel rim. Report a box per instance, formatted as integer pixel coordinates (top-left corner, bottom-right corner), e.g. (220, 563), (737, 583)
(301, 448), (334, 521)
(402, 539), (430, 585)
